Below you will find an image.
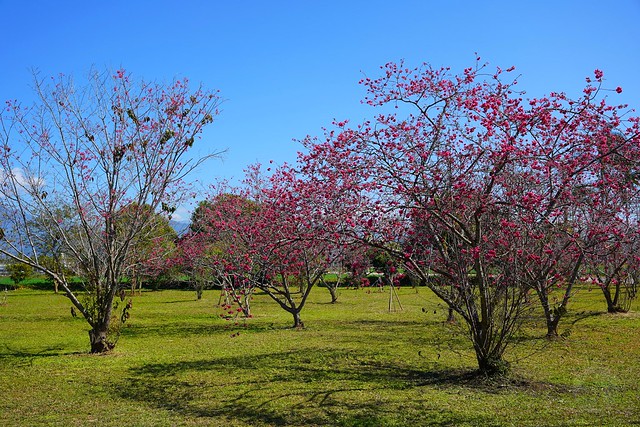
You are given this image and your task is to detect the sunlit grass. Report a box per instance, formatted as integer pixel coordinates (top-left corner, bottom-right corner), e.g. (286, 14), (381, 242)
(0, 284), (639, 426)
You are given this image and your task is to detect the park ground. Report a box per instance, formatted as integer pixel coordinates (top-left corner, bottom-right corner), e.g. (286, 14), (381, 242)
(0, 284), (639, 426)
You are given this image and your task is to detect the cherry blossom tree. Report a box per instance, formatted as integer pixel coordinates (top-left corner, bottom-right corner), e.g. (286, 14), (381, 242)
(582, 144), (640, 314)
(173, 232), (216, 300)
(191, 165), (345, 328)
(0, 68), (222, 352)
(587, 220), (640, 314)
(252, 165), (346, 328)
(299, 59), (640, 374)
(177, 194), (259, 309)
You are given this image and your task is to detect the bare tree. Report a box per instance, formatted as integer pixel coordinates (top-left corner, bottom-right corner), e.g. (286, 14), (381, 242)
(0, 68), (222, 352)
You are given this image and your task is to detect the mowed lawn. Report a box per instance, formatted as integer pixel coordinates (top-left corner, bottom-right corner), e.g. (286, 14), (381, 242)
(0, 284), (639, 426)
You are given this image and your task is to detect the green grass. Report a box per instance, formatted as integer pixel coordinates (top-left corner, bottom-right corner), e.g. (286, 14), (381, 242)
(0, 285), (639, 426)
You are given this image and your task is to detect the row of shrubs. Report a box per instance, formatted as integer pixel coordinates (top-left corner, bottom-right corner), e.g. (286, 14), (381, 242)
(0, 272), (421, 293)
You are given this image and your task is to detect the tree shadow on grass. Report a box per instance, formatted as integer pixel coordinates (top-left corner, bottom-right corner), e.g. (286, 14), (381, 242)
(161, 299), (200, 304)
(113, 348), (566, 426)
(344, 319), (432, 327)
(122, 323), (223, 339)
(123, 317), (444, 342)
(0, 344), (85, 366)
(570, 310), (608, 325)
(121, 320), (287, 339)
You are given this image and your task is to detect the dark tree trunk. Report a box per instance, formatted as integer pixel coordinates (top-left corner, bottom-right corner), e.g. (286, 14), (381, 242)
(292, 311), (304, 329)
(446, 307), (456, 323)
(604, 290), (618, 313)
(541, 294), (561, 338)
(89, 325), (113, 353)
(87, 284), (118, 354)
(536, 286), (561, 338)
(545, 316), (559, 338)
(476, 353), (510, 377)
(603, 286), (625, 313)
(472, 321), (510, 377)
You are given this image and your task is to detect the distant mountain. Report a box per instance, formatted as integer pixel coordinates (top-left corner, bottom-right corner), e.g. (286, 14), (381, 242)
(169, 220), (190, 236)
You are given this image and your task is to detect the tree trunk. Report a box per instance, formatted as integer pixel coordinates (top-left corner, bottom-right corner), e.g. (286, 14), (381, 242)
(476, 353), (510, 377)
(327, 285), (338, 304)
(471, 321), (510, 376)
(603, 288), (618, 313)
(545, 316), (559, 338)
(535, 286), (560, 338)
(541, 296), (560, 338)
(446, 307), (456, 323)
(242, 305), (251, 318)
(292, 311), (304, 329)
(602, 286), (625, 313)
(89, 325), (113, 353)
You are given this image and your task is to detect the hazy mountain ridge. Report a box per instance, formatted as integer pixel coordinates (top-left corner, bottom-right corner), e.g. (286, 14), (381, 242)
(169, 220), (190, 236)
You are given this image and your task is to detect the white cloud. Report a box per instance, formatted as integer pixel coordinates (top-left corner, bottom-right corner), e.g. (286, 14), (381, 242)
(10, 167), (45, 190)
(170, 205), (192, 223)
(0, 167), (46, 200)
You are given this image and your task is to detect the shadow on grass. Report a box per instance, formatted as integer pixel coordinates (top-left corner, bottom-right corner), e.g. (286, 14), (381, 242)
(570, 310), (607, 325)
(0, 344), (84, 365)
(345, 319), (432, 327)
(121, 320), (286, 339)
(161, 299), (201, 304)
(123, 315), (441, 341)
(113, 348), (559, 426)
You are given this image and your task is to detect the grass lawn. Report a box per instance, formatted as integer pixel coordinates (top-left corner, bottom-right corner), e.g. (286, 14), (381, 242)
(0, 284), (639, 426)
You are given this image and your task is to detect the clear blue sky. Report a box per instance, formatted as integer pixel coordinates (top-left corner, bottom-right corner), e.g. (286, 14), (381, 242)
(1, 0), (639, 220)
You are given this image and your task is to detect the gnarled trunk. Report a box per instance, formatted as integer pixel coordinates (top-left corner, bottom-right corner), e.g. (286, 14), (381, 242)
(89, 324), (113, 353)
(604, 289), (621, 313)
(602, 285), (626, 313)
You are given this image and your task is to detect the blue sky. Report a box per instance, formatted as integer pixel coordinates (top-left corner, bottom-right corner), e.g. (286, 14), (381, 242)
(1, 0), (639, 220)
